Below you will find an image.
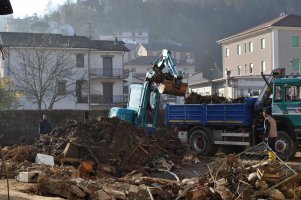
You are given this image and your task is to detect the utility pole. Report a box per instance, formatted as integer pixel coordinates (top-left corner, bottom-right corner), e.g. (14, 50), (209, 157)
(87, 23), (92, 110)
(288, 0), (292, 13)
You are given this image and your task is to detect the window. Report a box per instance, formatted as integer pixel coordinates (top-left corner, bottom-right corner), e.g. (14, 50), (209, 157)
(261, 38), (266, 49)
(240, 89), (244, 96)
(292, 36), (299, 47)
(103, 56), (113, 76)
(185, 53), (191, 59)
(249, 42), (253, 52)
(274, 85), (283, 102)
(285, 85), (301, 101)
(76, 80), (88, 103)
(244, 43), (247, 53)
(76, 54), (84, 68)
(57, 81), (66, 95)
(225, 48), (229, 57)
(249, 63), (253, 74)
(237, 45), (241, 55)
(261, 60), (266, 72)
(291, 58), (300, 70)
(237, 65), (241, 75)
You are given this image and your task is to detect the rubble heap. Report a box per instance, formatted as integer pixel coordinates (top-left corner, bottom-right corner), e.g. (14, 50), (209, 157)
(1, 118), (301, 199)
(185, 92), (245, 104)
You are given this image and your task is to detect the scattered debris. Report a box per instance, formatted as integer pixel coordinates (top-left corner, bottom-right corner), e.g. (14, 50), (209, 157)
(1, 118), (301, 199)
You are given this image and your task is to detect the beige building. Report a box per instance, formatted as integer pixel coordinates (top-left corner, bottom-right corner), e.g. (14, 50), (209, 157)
(213, 14), (301, 98)
(218, 14), (301, 77)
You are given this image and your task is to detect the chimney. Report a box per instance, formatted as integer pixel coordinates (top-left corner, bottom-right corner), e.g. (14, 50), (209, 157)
(114, 37), (118, 45)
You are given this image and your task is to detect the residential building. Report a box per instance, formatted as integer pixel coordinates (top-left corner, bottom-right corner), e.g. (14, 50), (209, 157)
(114, 30), (149, 44)
(6, 18), (30, 32)
(123, 43), (140, 63)
(137, 43), (197, 64)
(0, 32), (129, 110)
(191, 14), (301, 98)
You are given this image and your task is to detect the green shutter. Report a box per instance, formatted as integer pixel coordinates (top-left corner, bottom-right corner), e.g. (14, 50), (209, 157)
(292, 58), (300, 70)
(292, 36), (299, 47)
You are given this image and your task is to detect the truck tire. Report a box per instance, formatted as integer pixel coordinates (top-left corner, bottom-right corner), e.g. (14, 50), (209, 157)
(190, 129), (218, 156)
(274, 130), (297, 160)
(221, 146), (246, 154)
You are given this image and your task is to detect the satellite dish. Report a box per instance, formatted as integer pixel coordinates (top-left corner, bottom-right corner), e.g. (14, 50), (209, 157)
(280, 12), (286, 17)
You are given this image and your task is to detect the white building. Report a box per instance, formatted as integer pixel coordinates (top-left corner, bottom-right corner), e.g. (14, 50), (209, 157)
(0, 32), (129, 110)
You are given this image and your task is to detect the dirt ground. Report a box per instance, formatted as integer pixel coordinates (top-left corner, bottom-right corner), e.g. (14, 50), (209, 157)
(0, 179), (64, 200)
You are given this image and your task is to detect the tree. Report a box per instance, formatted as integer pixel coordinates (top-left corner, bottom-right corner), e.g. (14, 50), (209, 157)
(0, 78), (20, 110)
(12, 36), (85, 109)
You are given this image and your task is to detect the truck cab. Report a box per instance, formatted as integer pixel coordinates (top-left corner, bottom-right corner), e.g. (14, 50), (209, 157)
(271, 77), (301, 158)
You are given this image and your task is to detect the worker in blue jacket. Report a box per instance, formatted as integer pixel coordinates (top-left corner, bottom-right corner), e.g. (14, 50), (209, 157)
(39, 114), (52, 135)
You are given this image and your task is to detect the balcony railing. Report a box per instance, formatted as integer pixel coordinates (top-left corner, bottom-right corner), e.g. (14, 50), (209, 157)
(76, 95), (128, 105)
(91, 95), (127, 104)
(90, 68), (124, 78)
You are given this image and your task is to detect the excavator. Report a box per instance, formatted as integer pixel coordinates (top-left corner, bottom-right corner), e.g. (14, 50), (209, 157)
(109, 49), (188, 132)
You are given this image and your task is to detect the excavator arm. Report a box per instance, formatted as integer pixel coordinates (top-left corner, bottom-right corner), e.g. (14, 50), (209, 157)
(145, 49), (187, 96)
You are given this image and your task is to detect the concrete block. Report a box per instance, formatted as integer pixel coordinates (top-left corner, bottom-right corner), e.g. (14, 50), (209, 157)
(96, 190), (111, 200)
(35, 153), (54, 166)
(128, 185), (139, 194)
(16, 171), (41, 183)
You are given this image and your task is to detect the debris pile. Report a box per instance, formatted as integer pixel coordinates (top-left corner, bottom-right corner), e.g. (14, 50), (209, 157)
(1, 118), (301, 199)
(181, 143), (299, 200)
(185, 92), (245, 104)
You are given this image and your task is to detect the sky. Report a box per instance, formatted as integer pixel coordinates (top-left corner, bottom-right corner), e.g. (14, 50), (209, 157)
(10, 0), (68, 18)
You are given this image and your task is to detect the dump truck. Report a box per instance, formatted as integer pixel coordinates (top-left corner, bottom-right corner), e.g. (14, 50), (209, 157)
(165, 69), (301, 160)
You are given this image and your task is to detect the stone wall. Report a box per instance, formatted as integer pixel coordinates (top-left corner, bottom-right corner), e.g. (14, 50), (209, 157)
(0, 109), (165, 146)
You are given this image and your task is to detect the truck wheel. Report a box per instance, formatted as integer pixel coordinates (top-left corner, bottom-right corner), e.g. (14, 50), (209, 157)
(221, 146), (246, 154)
(190, 129), (218, 156)
(274, 131), (297, 160)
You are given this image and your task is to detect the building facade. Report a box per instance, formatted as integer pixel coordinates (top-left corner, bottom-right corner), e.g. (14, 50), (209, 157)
(208, 14), (301, 98)
(0, 32), (129, 110)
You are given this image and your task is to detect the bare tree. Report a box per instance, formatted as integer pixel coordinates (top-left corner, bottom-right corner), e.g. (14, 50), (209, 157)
(12, 36), (85, 109)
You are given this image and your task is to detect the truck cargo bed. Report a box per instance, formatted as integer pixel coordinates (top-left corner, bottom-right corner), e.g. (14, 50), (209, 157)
(165, 98), (257, 127)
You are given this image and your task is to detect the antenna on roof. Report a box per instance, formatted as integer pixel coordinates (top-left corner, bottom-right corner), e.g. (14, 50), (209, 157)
(288, 0), (293, 14)
(87, 23), (93, 40)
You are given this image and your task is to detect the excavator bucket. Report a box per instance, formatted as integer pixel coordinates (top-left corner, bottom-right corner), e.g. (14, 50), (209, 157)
(158, 79), (188, 96)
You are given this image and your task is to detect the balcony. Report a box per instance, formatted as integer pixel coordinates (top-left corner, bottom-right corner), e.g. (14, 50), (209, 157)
(91, 95), (127, 105)
(90, 68), (124, 78)
(76, 95), (128, 106)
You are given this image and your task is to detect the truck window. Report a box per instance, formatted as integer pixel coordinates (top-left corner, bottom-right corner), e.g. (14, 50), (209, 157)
(286, 85), (301, 102)
(274, 86), (283, 102)
(285, 86), (292, 101)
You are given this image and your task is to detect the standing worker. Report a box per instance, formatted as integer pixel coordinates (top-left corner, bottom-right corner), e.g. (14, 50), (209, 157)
(39, 114), (52, 135)
(263, 107), (278, 152)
